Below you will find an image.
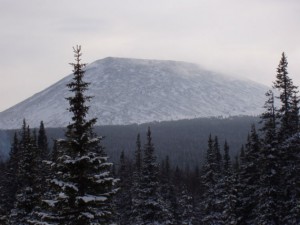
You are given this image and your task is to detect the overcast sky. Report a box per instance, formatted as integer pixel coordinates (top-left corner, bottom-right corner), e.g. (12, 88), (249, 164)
(0, 0), (299, 111)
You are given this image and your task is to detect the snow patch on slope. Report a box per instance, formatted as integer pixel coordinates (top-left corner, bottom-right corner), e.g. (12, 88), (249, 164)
(0, 57), (269, 129)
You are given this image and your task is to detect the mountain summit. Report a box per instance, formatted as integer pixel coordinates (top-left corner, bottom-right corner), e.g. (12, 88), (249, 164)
(0, 57), (269, 129)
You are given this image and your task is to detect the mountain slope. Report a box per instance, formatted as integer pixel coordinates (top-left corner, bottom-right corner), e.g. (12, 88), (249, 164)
(0, 57), (269, 129)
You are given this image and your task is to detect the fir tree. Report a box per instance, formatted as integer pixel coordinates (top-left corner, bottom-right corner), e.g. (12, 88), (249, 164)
(221, 141), (238, 225)
(37, 121), (49, 160)
(238, 125), (261, 224)
(272, 53), (300, 224)
(115, 150), (132, 225)
(201, 134), (223, 224)
(9, 120), (40, 224)
(214, 136), (222, 174)
(0, 132), (20, 224)
(2, 133), (19, 219)
(138, 127), (166, 225)
(130, 133), (143, 224)
(223, 140), (230, 174)
(171, 166), (182, 224)
(254, 89), (282, 224)
(36, 46), (117, 225)
(273, 52), (299, 139)
(280, 134), (300, 224)
(0, 159), (8, 224)
(159, 156), (176, 224)
(260, 90), (277, 147)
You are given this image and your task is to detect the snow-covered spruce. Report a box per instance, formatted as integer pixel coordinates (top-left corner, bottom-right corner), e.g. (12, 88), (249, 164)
(31, 46), (118, 225)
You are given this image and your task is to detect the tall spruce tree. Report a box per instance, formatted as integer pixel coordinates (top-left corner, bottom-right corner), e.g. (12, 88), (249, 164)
(214, 136), (222, 174)
(221, 141), (238, 225)
(272, 53), (300, 224)
(280, 135), (300, 224)
(238, 125), (261, 224)
(200, 134), (223, 224)
(138, 127), (166, 225)
(130, 133), (143, 224)
(273, 52), (299, 139)
(35, 46), (117, 225)
(254, 89), (282, 224)
(159, 156), (176, 224)
(260, 90), (277, 147)
(172, 166), (182, 224)
(0, 132), (19, 224)
(116, 150), (132, 225)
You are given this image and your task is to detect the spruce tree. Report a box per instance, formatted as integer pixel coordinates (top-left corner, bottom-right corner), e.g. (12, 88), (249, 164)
(223, 140), (230, 173)
(260, 90), (277, 146)
(201, 134), (223, 224)
(36, 121), (49, 191)
(178, 188), (194, 225)
(281, 117), (300, 217)
(0, 132), (20, 224)
(37, 121), (49, 160)
(214, 136), (222, 174)
(115, 150), (132, 225)
(9, 120), (40, 224)
(0, 159), (8, 224)
(238, 125), (261, 224)
(159, 156), (176, 224)
(138, 127), (166, 224)
(3, 133), (19, 217)
(272, 53), (300, 224)
(273, 52), (298, 139)
(130, 133), (143, 224)
(172, 166), (182, 224)
(134, 133), (142, 177)
(36, 46), (117, 225)
(255, 89), (282, 224)
(221, 141), (238, 225)
(280, 132), (300, 224)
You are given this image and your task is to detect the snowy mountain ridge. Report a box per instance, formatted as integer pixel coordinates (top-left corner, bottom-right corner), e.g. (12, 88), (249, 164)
(0, 57), (269, 129)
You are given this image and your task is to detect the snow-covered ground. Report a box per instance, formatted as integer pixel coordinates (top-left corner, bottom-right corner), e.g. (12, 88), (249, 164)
(0, 57), (269, 129)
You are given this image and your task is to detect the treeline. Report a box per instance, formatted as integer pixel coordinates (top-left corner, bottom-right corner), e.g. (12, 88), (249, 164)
(0, 115), (259, 168)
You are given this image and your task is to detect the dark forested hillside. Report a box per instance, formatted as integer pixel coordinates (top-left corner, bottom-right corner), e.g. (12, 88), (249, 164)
(0, 116), (259, 168)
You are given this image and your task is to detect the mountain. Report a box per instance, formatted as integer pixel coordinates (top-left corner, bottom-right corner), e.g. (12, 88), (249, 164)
(0, 57), (269, 129)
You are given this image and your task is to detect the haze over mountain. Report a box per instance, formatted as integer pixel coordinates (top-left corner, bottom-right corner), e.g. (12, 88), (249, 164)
(0, 57), (269, 129)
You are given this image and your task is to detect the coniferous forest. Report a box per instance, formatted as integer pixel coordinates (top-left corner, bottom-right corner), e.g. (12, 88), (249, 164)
(0, 49), (299, 225)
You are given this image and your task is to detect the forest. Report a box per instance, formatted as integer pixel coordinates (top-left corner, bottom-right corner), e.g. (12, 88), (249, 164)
(0, 114), (259, 168)
(0, 48), (299, 225)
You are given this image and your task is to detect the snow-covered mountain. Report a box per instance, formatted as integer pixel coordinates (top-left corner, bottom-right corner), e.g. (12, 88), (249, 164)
(0, 57), (269, 129)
